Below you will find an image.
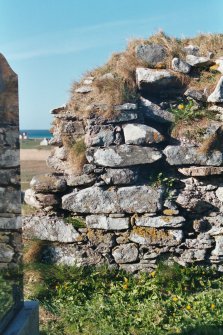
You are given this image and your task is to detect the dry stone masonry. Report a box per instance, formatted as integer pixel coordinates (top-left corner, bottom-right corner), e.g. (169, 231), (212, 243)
(23, 35), (223, 273)
(0, 53), (23, 330)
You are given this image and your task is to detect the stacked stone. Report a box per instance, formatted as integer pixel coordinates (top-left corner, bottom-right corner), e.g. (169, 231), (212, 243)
(24, 43), (223, 273)
(0, 54), (22, 270)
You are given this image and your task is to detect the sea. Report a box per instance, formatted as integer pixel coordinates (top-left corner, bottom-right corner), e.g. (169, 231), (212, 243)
(20, 129), (52, 139)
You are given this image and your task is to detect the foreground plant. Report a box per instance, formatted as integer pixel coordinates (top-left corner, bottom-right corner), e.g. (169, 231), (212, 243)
(24, 263), (223, 335)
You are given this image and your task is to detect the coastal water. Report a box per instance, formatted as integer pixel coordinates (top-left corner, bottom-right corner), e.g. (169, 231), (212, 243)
(20, 129), (52, 139)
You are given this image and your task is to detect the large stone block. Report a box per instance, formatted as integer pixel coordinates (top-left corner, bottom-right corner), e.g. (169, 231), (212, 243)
(123, 123), (164, 145)
(30, 174), (67, 193)
(0, 187), (20, 213)
(135, 215), (186, 228)
(112, 243), (139, 263)
(23, 216), (80, 243)
(86, 145), (162, 167)
(136, 43), (167, 66)
(62, 186), (163, 214)
(164, 145), (223, 166)
(0, 149), (19, 168)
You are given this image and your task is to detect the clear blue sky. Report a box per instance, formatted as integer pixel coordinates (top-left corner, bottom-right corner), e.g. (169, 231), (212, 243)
(1, 0), (223, 129)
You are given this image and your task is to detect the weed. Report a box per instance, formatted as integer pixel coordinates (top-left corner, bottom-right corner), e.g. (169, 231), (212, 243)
(149, 172), (177, 199)
(65, 216), (86, 229)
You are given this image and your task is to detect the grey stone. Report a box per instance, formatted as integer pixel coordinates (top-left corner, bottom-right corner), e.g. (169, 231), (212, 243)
(172, 57), (191, 74)
(186, 55), (214, 67)
(179, 249), (207, 264)
(0, 169), (20, 185)
(129, 227), (183, 246)
(119, 262), (155, 273)
(101, 168), (138, 185)
(0, 243), (14, 262)
(0, 217), (22, 230)
(164, 145), (223, 166)
(123, 123), (164, 145)
(135, 215), (185, 228)
(207, 76), (223, 103)
(75, 85), (92, 93)
(61, 120), (85, 135)
(114, 103), (138, 111)
(211, 236), (223, 260)
(185, 233), (214, 249)
(112, 243), (139, 263)
(0, 187), (20, 214)
(30, 174), (67, 193)
(47, 147), (69, 172)
(24, 188), (58, 209)
(216, 187), (223, 202)
(178, 166), (223, 176)
(117, 186), (163, 213)
(66, 174), (96, 187)
(86, 215), (129, 230)
(22, 216), (80, 243)
(184, 45), (199, 56)
(215, 57), (223, 74)
(46, 244), (104, 266)
(184, 88), (206, 102)
(136, 68), (181, 90)
(0, 149), (19, 168)
(136, 43), (167, 66)
(62, 186), (163, 214)
(86, 145), (162, 167)
(85, 125), (115, 147)
(140, 97), (174, 123)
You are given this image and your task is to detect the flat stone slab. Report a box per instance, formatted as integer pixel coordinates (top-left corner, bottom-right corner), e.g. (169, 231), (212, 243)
(140, 97), (174, 123)
(129, 227), (183, 246)
(86, 145), (162, 167)
(164, 145), (223, 166)
(208, 76), (223, 103)
(62, 186), (163, 214)
(24, 188), (59, 209)
(186, 55), (214, 67)
(66, 173), (96, 187)
(135, 215), (186, 228)
(86, 215), (129, 230)
(123, 123), (164, 145)
(23, 216), (80, 242)
(101, 168), (138, 185)
(178, 166), (223, 176)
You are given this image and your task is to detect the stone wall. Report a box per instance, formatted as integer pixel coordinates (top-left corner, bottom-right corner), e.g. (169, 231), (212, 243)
(0, 53), (22, 329)
(23, 41), (223, 273)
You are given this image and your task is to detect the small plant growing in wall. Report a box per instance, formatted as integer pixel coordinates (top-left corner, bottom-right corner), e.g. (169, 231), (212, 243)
(149, 172), (177, 199)
(65, 216), (86, 229)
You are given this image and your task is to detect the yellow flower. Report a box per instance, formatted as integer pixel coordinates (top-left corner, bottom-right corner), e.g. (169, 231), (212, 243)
(178, 104), (185, 110)
(186, 305), (191, 310)
(150, 271), (156, 277)
(124, 277), (128, 283)
(211, 304), (215, 309)
(123, 284), (128, 290)
(172, 297), (178, 302)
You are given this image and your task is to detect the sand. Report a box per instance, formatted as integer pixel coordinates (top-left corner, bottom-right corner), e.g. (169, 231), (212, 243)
(20, 149), (50, 161)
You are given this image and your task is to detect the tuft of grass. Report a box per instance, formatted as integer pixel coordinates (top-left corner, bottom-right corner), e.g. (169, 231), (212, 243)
(66, 138), (87, 174)
(65, 216), (86, 229)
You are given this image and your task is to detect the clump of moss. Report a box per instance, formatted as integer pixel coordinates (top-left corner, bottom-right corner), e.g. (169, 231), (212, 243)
(65, 216), (86, 229)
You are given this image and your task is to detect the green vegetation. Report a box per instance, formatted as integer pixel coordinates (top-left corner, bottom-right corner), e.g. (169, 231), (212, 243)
(24, 262), (223, 335)
(0, 274), (13, 320)
(65, 216), (86, 229)
(149, 172), (177, 199)
(170, 101), (208, 123)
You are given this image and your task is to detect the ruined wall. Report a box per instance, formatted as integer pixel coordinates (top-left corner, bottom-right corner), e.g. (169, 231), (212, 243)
(0, 53), (22, 328)
(23, 40), (223, 273)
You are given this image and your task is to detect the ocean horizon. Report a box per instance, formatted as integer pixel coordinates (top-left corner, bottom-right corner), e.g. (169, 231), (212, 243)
(20, 129), (52, 139)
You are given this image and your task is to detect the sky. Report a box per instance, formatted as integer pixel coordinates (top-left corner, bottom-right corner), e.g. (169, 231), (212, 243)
(1, 0), (223, 129)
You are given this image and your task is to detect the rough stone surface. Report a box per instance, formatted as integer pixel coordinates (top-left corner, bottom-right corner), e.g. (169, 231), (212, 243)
(215, 58), (223, 74)
(136, 68), (181, 90)
(216, 187), (223, 202)
(135, 215), (186, 228)
(130, 227), (183, 247)
(75, 86), (92, 93)
(24, 188), (58, 209)
(140, 97), (174, 123)
(66, 174), (96, 187)
(23, 216), (80, 242)
(101, 168), (139, 185)
(172, 58), (191, 74)
(184, 45), (199, 56)
(136, 43), (167, 66)
(86, 215), (129, 230)
(186, 55), (214, 67)
(86, 145), (162, 167)
(178, 166), (223, 176)
(207, 76), (223, 103)
(112, 243), (139, 263)
(123, 123), (164, 145)
(85, 125), (115, 147)
(62, 186), (163, 214)
(184, 88), (206, 102)
(164, 145), (223, 166)
(30, 174), (67, 193)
